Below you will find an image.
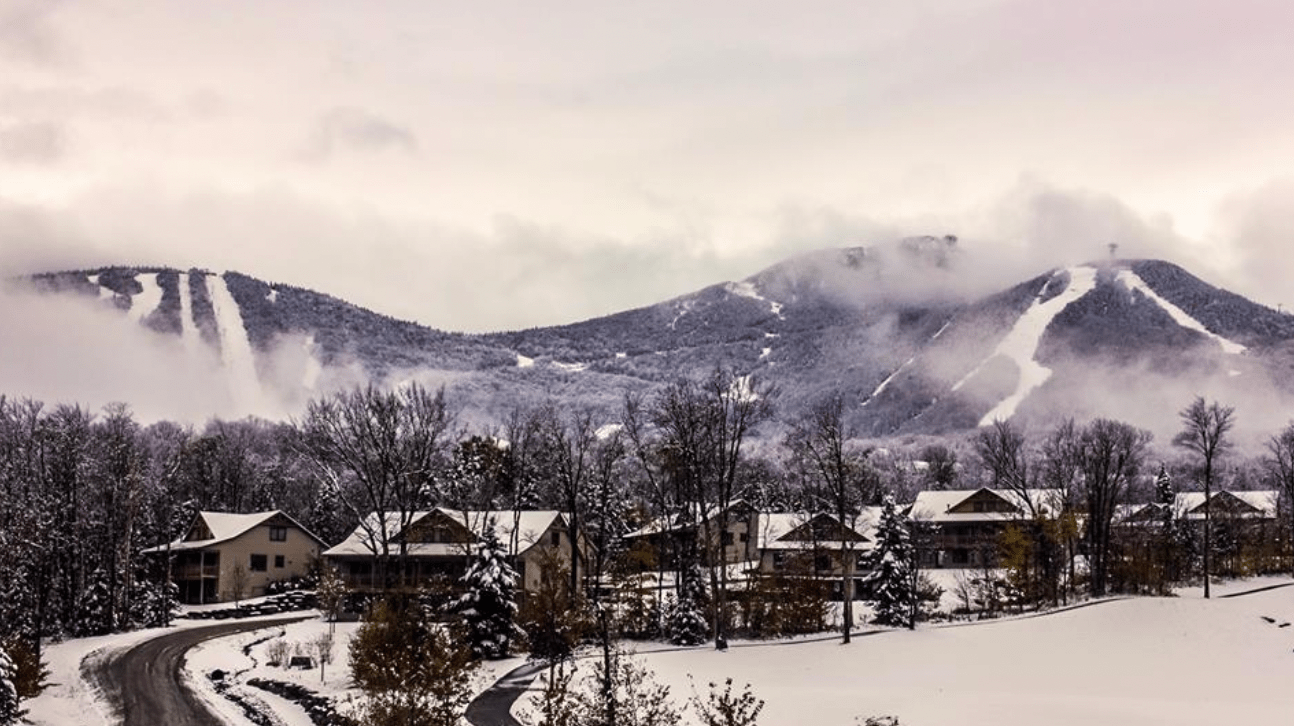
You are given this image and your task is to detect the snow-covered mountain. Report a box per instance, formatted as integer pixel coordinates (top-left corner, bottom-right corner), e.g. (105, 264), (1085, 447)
(10, 243), (1294, 439)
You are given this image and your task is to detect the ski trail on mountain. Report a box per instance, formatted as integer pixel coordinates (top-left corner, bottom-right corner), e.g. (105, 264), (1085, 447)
(955, 266), (1099, 425)
(864, 356), (916, 406)
(126, 273), (164, 324)
(206, 273), (264, 410)
(1116, 269), (1246, 354)
(88, 274), (116, 301)
(176, 273), (204, 356)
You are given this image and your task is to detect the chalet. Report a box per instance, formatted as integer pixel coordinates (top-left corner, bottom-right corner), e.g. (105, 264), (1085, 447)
(753, 510), (877, 586)
(622, 500), (761, 567)
(141, 511), (325, 604)
(909, 488), (1063, 568)
(322, 508), (585, 595)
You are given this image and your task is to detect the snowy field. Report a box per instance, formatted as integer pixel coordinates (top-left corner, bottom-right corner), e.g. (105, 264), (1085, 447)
(521, 578), (1294, 726)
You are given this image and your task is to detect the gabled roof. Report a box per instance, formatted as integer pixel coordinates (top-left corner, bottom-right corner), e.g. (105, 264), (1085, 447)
(1177, 490), (1278, 519)
(622, 499), (755, 539)
(323, 508), (567, 558)
(909, 488), (1063, 523)
(141, 510), (325, 553)
(753, 509), (877, 551)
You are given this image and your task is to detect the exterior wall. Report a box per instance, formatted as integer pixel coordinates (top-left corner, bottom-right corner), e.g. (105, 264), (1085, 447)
(215, 522), (320, 601)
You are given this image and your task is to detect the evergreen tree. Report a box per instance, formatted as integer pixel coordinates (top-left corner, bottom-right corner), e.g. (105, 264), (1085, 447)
(864, 494), (915, 628)
(455, 520), (522, 659)
(0, 643), (22, 726)
(75, 568), (115, 637)
(1153, 463), (1181, 588)
(665, 562), (708, 646)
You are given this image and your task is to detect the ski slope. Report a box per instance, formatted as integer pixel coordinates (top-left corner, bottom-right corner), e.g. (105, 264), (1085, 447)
(954, 266), (1099, 425)
(1116, 269), (1246, 354)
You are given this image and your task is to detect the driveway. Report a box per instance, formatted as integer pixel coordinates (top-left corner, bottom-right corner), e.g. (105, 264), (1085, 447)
(87, 617), (309, 726)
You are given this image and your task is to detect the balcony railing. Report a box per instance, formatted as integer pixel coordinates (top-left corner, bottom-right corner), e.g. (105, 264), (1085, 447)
(174, 564), (219, 579)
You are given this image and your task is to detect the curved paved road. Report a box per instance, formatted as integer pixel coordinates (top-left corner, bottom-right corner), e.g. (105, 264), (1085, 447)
(88, 617), (310, 726)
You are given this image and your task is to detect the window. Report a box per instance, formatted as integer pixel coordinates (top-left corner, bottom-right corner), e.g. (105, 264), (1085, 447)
(274, 555), (285, 569)
(550, 530), (561, 546)
(249, 554), (268, 572)
(739, 532), (749, 543)
(772, 552), (785, 570)
(721, 531), (734, 546)
(269, 526), (287, 542)
(814, 555), (831, 571)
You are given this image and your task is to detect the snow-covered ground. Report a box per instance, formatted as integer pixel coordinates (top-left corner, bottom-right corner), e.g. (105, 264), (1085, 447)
(207, 272), (265, 410)
(518, 578), (1294, 726)
(24, 612), (310, 726)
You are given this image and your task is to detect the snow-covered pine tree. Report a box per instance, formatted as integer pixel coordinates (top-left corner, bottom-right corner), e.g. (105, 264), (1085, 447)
(455, 519), (522, 659)
(0, 643), (22, 726)
(1153, 462), (1180, 589)
(864, 494), (915, 628)
(75, 568), (116, 637)
(665, 562), (708, 646)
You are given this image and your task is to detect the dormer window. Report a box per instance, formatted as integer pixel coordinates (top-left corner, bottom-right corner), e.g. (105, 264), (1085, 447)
(269, 526), (287, 542)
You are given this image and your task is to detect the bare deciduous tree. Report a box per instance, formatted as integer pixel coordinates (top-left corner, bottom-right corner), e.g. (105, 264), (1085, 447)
(299, 383), (454, 590)
(1172, 397), (1235, 599)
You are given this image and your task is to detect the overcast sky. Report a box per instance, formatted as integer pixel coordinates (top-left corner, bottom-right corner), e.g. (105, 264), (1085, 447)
(3, 0), (1294, 332)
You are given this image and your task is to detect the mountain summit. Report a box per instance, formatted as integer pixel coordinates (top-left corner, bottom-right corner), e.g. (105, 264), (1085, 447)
(8, 247), (1293, 438)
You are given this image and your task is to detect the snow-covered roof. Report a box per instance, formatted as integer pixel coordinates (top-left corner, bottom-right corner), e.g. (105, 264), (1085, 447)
(141, 510), (324, 553)
(753, 509), (877, 551)
(622, 499), (755, 539)
(323, 508), (567, 558)
(909, 488), (1063, 523)
(1176, 490), (1277, 519)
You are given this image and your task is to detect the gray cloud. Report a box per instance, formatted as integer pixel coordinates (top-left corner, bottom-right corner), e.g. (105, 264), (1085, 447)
(304, 107), (419, 160)
(0, 0), (67, 66)
(0, 120), (65, 164)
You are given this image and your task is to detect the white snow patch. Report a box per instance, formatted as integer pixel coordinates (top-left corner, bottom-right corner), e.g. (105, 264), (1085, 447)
(516, 353), (534, 368)
(667, 300), (694, 330)
(863, 357), (916, 406)
(1116, 269), (1247, 354)
(126, 273), (164, 324)
(596, 423), (623, 440)
(615, 352), (627, 359)
(519, 581), (1294, 726)
(764, 332), (778, 339)
(955, 266), (1100, 425)
(553, 361), (588, 373)
(207, 273), (265, 411)
(932, 321), (951, 340)
(266, 287), (278, 303)
(760, 347), (772, 359)
(87, 274), (116, 302)
(176, 272), (205, 356)
(726, 281), (785, 319)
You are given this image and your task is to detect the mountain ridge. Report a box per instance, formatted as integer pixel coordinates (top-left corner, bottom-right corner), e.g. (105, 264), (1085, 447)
(6, 245), (1293, 441)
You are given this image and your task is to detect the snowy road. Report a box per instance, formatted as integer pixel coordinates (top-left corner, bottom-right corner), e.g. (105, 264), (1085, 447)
(88, 618), (309, 726)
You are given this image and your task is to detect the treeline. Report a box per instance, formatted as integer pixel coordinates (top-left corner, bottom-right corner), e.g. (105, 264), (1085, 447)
(4, 376), (1294, 712)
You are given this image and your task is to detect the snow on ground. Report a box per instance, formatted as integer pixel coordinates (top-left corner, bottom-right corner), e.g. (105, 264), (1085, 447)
(177, 271), (205, 356)
(520, 581), (1294, 726)
(516, 353), (535, 368)
(553, 361), (589, 373)
(954, 266), (1099, 425)
(1116, 269), (1247, 354)
(863, 357), (916, 406)
(207, 272), (265, 409)
(87, 274), (116, 302)
(725, 281), (785, 319)
(266, 287), (278, 303)
(24, 613), (306, 726)
(126, 273), (164, 324)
